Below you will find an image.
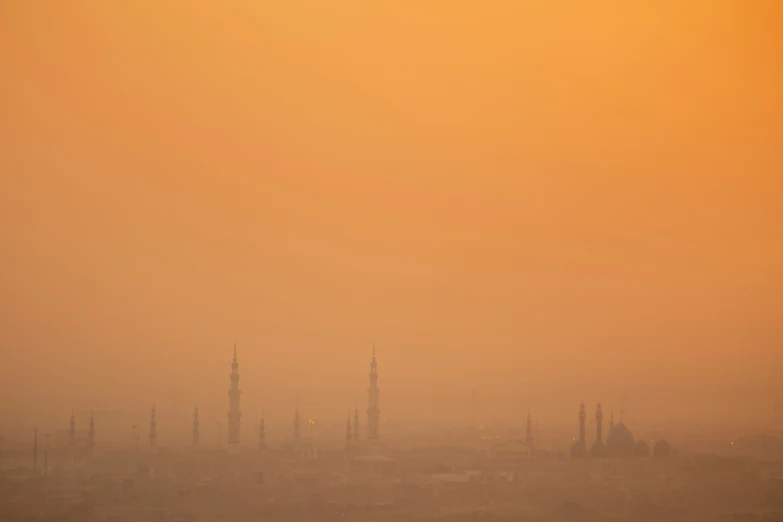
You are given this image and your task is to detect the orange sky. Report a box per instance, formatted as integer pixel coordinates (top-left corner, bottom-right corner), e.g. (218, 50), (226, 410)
(1, 1), (781, 440)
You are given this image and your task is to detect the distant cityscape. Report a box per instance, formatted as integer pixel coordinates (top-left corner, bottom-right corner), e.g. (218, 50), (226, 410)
(2, 345), (782, 521)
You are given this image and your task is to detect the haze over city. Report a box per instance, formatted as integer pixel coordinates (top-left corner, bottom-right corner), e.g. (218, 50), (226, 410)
(0, 2), (782, 521)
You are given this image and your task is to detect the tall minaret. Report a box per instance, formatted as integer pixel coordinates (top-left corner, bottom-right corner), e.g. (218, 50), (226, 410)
(69, 409), (76, 451)
(345, 417), (352, 449)
(258, 411), (266, 451)
(149, 403), (157, 450)
(227, 345), (242, 445)
(609, 409), (615, 433)
(595, 403), (603, 445)
(192, 406), (200, 448)
(578, 401), (586, 448)
(367, 346), (380, 440)
(353, 405), (360, 442)
(88, 410), (95, 456)
(525, 410), (533, 447)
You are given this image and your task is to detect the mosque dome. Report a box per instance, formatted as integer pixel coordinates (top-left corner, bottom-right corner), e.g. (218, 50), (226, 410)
(605, 422), (635, 457)
(653, 439), (672, 458)
(635, 439), (650, 457)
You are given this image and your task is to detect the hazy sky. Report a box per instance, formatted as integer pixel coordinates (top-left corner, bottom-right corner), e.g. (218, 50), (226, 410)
(1, 1), (781, 440)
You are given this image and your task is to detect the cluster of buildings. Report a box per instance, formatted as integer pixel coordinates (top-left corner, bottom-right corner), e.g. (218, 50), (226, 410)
(52, 344), (384, 461)
(569, 401), (672, 459)
(50, 346), (678, 463)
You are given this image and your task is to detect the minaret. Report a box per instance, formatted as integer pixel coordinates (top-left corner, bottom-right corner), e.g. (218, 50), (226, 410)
(595, 403), (603, 444)
(88, 410), (95, 456)
(149, 403), (157, 450)
(69, 409), (76, 451)
(525, 410), (533, 447)
(609, 409), (615, 432)
(258, 411), (266, 451)
(353, 405), (360, 442)
(227, 345), (242, 445)
(192, 406), (200, 448)
(367, 345), (380, 440)
(578, 401), (586, 448)
(345, 417), (352, 450)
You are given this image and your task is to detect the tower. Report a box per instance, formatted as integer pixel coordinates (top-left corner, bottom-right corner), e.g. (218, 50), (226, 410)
(367, 346), (380, 440)
(345, 417), (352, 450)
(525, 410), (533, 447)
(227, 345), (242, 445)
(88, 410), (95, 456)
(258, 411), (266, 451)
(591, 402), (605, 457)
(595, 403), (603, 444)
(353, 405), (359, 442)
(149, 403), (157, 450)
(33, 428), (38, 470)
(609, 409), (615, 432)
(578, 401), (586, 448)
(192, 406), (200, 448)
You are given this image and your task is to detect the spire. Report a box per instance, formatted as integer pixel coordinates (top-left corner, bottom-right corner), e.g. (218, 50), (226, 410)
(609, 409), (615, 432)
(192, 405), (200, 448)
(525, 409), (533, 447)
(595, 403), (604, 444)
(149, 403), (157, 450)
(367, 346), (380, 440)
(578, 401), (586, 447)
(228, 345), (242, 445)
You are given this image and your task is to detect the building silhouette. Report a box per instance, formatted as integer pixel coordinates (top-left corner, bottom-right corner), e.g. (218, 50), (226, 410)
(149, 403), (157, 450)
(227, 345), (241, 445)
(591, 402), (605, 457)
(570, 401), (588, 458)
(367, 346), (380, 440)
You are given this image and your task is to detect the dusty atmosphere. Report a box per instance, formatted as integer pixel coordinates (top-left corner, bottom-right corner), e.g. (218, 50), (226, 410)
(1, 1), (782, 521)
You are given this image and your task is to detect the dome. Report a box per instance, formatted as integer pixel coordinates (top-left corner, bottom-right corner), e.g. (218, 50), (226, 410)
(635, 440), (650, 457)
(605, 422), (635, 458)
(653, 439), (672, 458)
